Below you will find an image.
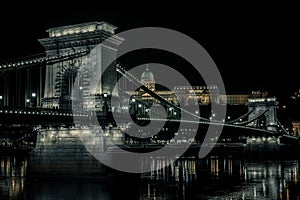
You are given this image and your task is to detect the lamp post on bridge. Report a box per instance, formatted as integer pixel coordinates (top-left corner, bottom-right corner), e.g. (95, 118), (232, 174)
(31, 93), (36, 107)
(129, 98), (137, 120)
(168, 107), (173, 118)
(79, 86), (83, 111)
(102, 93), (109, 115)
(226, 116), (231, 122)
(0, 95), (2, 107)
(26, 99), (30, 107)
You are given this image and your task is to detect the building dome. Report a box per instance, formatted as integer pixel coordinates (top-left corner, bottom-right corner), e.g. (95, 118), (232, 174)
(141, 67), (155, 82)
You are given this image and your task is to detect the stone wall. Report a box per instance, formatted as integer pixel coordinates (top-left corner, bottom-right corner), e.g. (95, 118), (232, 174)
(27, 126), (123, 177)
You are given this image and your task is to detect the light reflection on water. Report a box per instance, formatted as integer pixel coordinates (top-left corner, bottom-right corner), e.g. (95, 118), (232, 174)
(0, 157), (27, 199)
(1, 155), (300, 199)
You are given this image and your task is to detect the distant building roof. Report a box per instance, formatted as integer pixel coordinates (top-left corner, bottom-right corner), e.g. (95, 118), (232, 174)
(141, 67), (155, 82)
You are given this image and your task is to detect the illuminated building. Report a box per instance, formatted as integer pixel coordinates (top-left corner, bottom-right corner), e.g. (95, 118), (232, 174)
(127, 67), (270, 107)
(292, 121), (300, 136)
(173, 85), (219, 105)
(127, 66), (218, 106)
(219, 91), (269, 105)
(218, 94), (249, 105)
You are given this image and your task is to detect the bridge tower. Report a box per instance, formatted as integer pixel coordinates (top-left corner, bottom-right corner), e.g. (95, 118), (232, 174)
(247, 97), (279, 132)
(38, 21), (123, 110)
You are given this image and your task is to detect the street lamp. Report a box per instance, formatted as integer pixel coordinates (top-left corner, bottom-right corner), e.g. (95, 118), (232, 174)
(0, 95), (2, 106)
(168, 107), (173, 117)
(79, 87), (83, 111)
(26, 99), (30, 107)
(31, 93), (36, 107)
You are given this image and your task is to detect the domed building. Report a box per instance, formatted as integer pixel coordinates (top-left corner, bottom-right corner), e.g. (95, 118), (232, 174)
(125, 65), (220, 107)
(141, 65), (155, 91)
(125, 65), (178, 105)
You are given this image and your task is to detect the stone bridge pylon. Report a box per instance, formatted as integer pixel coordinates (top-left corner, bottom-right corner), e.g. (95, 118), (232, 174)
(247, 97), (279, 132)
(39, 21), (123, 110)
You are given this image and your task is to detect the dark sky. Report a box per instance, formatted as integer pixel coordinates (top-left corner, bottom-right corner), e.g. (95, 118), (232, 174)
(0, 4), (299, 97)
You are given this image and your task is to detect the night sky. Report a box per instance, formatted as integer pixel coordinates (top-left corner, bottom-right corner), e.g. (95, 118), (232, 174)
(0, 5), (299, 98)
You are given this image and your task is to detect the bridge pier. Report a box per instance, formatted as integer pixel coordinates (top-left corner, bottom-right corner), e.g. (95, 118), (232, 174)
(27, 126), (124, 177)
(245, 136), (280, 152)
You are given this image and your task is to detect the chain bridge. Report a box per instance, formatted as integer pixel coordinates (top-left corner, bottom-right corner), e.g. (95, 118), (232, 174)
(0, 21), (299, 175)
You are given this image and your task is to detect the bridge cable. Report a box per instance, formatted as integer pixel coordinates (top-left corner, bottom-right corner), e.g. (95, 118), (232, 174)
(233, 109), (269, 126)
(115, 62), (211, 122)
(226, 108), (255, 124)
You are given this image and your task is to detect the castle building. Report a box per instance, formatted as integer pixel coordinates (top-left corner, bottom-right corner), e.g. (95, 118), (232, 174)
(125, 67), (267, 107)
(127, 66), (218, 106)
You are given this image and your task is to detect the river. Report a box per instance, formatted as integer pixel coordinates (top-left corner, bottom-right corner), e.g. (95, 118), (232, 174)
(1, 154), (299, 199)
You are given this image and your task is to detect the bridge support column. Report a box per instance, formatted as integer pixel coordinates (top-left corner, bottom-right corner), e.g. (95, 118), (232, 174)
(247, 97), (279, 133)
(39, 22), (122, 110)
